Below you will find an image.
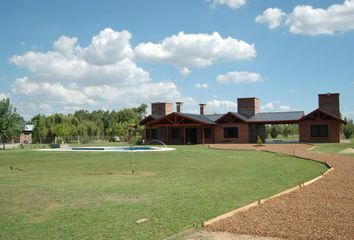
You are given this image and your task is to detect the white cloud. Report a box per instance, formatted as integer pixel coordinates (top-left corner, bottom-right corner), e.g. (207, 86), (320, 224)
(216, 71), (262, 84)
(195, 83), (208, 89)
(287, 0), (354, 35)
(135, 32), (256, 71)
(209, 0), (246, 9)
(256, 1), (354, 35)
(10, 29), (149, 86)
(255, 8), (286, 29)
(9, 28), (189, 117)
(11, 77), (96, 105)
(205, 99), (237, 113)
(180, 67), (191, 76)
(0, 92), (8, 100)
(261, 101), (292, 112)
(279, 105), (291, 111)
(264, 102), (274, 110)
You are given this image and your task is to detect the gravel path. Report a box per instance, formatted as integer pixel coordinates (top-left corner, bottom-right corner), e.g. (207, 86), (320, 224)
(206, 144), (354, 240)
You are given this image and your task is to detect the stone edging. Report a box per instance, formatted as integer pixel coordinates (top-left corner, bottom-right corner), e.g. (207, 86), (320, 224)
(203, 146), (333, 227)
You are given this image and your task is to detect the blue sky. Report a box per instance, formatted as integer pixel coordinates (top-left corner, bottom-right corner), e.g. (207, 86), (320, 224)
(1, 0), (353, 120)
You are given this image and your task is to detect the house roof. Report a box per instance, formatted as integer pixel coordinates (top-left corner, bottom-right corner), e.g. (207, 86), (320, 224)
(178, 113), (217, 125)
(23, 124), (34, 132)
(247, 111), (305, 123)
(142, 108), (347, 126)
(301, 108), (347, 123)
(205, 114), (224, 122)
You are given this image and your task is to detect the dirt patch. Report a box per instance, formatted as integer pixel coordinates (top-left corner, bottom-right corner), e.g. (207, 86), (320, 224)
(181, 231), (282, 240)
(340, 147), (354, 154)
(206, 144), (354, 240)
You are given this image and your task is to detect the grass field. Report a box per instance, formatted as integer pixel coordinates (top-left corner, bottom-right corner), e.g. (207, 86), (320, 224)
(314, 138), (354, 156)
(0, 146), (328, 239)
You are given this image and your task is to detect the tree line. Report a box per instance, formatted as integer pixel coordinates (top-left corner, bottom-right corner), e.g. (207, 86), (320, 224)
(31, 104), (147, 143)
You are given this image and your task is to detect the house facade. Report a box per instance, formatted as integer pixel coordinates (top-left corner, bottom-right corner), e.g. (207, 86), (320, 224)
(140, 93), (346, 144)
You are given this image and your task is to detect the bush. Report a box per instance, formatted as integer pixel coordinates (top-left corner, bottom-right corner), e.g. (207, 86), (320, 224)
(343, 119), (353, 139)
(256, 136), (263, 146)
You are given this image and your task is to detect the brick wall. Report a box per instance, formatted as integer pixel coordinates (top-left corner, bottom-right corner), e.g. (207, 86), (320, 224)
(299, 120), (340, 143)
(214, 123), (249, 143)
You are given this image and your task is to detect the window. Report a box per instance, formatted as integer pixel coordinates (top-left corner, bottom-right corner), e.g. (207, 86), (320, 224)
(151, 129), (158, 139)
(224, 127), (238, 138)
(171, 128), (180, 139)
(310, 125), (328, 137)
(203, 128), (211, 138)
(145, 129), (151, 139)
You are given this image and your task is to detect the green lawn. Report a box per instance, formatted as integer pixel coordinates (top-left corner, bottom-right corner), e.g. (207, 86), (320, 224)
(0, 146), (327, 240)
(313, 138), (354, 156)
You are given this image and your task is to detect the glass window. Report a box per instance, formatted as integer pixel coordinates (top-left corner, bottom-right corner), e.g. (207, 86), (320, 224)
(310, 125), (328, 137)
(145, 129), (151, 139)
(151, 129), (158, 139)
(203, 128), (211, 138)
(224, 127), (238, 138)
(171, 128), (180, 139)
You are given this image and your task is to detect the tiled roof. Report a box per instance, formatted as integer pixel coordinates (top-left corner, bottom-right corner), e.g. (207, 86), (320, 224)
(205, 114), (224, 122)
(142, 111), (310, 125)
(248, 111), (304, 123)
(178, 113), (217, 124)
(24, 124), (34, 132)
(230, 112), (249, 122)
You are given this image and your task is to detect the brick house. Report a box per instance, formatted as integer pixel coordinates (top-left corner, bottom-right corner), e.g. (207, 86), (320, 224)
(19, 124), (34, 144)
(140, 93), (346, 144)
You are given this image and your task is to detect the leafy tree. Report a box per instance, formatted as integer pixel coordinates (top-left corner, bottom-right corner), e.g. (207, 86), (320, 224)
(54, 123), (70, 143)
(343, 118), (353, 139)
(32, 114), (48, 143)
(270, 125), (278, 139)
(283, 126), (289, 138)
(0, 98), (25, 149)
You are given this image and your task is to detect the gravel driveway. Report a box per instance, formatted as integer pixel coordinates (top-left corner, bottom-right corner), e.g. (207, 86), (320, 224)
(205, 144), (354, 240)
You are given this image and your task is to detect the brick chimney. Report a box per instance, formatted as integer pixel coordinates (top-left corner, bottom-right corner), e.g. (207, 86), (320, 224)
(151, 102), (173, 117)
(176, 102), (183, 113)
(318, 93), (340, 117)
(199, 104), (206, 115)
(237, 97), (259, 118)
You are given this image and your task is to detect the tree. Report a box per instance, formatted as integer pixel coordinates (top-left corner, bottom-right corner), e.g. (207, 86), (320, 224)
(343, 118), (353, 139)
(0, 98), (25, 149)
(32, 114), (48, 143)
(270, 125), (278, 139)
(54, 123), (70, 143)
(283, 126), (289, 138)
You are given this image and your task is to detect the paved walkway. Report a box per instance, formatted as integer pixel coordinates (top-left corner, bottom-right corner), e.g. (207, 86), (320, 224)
(204, 144), (354, 240)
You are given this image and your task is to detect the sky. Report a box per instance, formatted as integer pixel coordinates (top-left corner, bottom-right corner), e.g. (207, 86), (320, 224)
(1, 0), (354, 120)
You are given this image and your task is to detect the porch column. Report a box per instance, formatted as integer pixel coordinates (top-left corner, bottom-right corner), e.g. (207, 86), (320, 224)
(212, 127), (215, 144)
(201, 126), (205, 145)
(183, 127), (186, 144)
(165, 127), (168, 144)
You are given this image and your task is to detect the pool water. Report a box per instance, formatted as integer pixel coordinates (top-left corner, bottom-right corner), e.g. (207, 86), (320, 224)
(39, 146), (175, 152)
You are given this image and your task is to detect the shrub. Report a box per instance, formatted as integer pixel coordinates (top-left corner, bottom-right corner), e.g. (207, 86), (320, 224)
(343, 118), (353, 139)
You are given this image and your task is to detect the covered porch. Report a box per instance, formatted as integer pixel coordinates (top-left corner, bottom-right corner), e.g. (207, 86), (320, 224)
(144, 112), (215, 145)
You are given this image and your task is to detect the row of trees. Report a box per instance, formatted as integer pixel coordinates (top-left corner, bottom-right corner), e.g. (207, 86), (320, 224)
(265, 124), (299, 139)
(31, 104), (147, 143)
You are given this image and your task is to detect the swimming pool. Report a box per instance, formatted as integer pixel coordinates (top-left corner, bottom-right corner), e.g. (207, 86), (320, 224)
(39, 146), (175, 152)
